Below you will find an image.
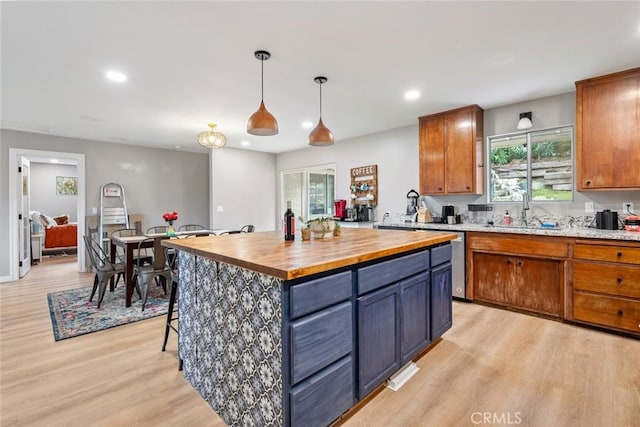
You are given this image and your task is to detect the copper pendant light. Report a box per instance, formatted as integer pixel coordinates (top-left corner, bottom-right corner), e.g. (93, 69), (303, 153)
(308, 76), (334, 146)
(247, 50), (278, 136)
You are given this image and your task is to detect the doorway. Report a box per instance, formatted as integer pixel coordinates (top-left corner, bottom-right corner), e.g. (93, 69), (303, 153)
(8, 148), (86, 281)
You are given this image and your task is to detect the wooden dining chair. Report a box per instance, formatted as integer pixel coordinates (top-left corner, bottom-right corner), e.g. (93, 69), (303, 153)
(240, 224), (255, 233)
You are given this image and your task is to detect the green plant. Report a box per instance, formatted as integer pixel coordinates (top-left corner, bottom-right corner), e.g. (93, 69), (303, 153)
(307, 217), (335, 238)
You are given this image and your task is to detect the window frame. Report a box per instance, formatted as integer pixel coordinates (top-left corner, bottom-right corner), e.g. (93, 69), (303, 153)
(280, 163), (336, 229)
(487, 124), (574, 203)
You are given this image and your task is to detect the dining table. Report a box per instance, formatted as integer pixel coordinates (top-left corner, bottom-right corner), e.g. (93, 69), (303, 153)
(110, 229), (228, 307)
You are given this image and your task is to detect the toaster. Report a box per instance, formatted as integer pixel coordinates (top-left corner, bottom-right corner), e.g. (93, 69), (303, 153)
(624, 215), (640, 232)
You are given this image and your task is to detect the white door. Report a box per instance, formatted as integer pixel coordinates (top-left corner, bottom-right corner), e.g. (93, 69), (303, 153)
(19, 156), (31, 277)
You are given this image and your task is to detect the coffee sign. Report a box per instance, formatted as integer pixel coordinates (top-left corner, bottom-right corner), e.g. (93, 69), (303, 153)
(350, 164), (378, 206)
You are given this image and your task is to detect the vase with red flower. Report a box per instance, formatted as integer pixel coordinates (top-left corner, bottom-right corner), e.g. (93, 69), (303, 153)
(162, 211), (179, 236)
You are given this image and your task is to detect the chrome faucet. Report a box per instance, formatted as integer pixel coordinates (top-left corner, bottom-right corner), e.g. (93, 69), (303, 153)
(521, 191), (530, 226)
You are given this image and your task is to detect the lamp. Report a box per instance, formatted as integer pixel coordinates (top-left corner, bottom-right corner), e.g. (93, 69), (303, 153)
(197, 123), (227, 149)
(308, 76), (334, 146)
(247, 50), (278, 136)
(517, 111), (533, 130)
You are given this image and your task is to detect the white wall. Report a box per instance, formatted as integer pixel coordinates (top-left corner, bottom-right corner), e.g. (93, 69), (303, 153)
(210, 147), (277, 231)
(0, 129), (210, 279)
(277, 92), (639, 223)
(277, 125), (419, 223)
(30, 163), (78, 221)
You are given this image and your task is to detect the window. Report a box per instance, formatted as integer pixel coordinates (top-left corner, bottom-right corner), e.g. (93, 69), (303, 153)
(488, 125), (573, 202)
(281, 164), (336, 223)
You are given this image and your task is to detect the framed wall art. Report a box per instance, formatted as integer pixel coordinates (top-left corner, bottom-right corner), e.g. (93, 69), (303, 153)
(56, 176), (78, 196)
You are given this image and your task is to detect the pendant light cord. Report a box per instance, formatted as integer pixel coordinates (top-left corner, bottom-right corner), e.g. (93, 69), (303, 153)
(261, 58), (264, 102)
(319, 82), (323, 119)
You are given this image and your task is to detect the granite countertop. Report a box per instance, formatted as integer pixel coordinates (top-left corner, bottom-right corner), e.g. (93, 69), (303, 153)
(375, 222), (640, 242)
(162, 228), (457, 280)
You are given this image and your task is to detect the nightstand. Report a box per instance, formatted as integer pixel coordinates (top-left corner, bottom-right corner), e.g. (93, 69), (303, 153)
(31, 234), (43, 264)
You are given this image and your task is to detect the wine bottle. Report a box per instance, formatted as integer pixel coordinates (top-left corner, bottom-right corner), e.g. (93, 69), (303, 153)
(284, 200), (295, 241)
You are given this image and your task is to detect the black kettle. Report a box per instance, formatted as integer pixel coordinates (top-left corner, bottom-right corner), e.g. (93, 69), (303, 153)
(596, 210), (618, 230)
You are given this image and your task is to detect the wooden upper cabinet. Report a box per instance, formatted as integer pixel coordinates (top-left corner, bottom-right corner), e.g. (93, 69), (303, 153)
(575, 68), (640, 190)
(418, 105), (484, 195)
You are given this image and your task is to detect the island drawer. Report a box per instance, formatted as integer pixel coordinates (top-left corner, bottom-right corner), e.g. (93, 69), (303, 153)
(574, 244), (640, 265)
(290, 271), (352, 319)
(290, 356), (353, 427)
(290, 302), (353, 384)
(574, 261), (640, 298)
(358, 250), (429, 295)
(431, 243), (452, 267)
(574, 292), (640, 334)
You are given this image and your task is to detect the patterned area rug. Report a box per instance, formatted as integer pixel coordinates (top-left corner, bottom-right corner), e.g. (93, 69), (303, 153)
(47, 282), (171, 341)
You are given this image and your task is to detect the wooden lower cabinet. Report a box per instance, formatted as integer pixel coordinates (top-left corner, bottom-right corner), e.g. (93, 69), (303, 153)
(472, 252), (563, 317)
(468, 232), (567, 318)
(572, 241), (640, 335)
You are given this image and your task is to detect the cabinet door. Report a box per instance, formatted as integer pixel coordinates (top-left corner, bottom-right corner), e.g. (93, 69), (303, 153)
(358, 285), (399, 398)
(400, 272), (430, 365)
(419, 115), (445, 194)
(445, 109), (476, 193)
(473, 252), (511, 305)
(431, 262), (452, 339)
(577, 69), (640, 190)
(510, 257), (563, 317)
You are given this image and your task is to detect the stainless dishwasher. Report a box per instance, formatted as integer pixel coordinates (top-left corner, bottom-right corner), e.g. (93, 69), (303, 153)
(416, 229), (465, 299)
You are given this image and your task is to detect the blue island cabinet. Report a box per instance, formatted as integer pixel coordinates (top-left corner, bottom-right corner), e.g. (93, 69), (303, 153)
(177, 242), (452, 427)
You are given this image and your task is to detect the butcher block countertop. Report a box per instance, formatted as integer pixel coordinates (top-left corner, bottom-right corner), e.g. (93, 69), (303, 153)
(162, 228), (456, 280)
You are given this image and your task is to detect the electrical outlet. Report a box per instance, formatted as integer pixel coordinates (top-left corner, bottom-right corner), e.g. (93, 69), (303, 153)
(584, 202), (595, 213)
(622, 202), (634, 214)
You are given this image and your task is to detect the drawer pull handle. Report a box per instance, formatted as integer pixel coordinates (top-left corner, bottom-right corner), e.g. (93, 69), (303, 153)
(617, 277), (623, 284)
(585, 180), (592, 185)
(507, 260), (512, 265)
(517, 261), (523, 266)
(617, 252), (623, 257)
(617, 310), (623, 316)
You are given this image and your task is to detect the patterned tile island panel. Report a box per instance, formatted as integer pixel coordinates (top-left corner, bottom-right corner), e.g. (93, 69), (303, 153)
(178, 252), (284, 426)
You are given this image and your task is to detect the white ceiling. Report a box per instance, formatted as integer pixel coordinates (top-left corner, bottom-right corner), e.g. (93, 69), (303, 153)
(2, 1), (639, 154)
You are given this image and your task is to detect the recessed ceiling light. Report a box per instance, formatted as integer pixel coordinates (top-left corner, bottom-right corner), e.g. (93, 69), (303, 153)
(302, 121), (313, 129)
(175, 145), (182, 149)
(105, 70), (127, 83)
(404, 90), (420, 101)
(241, 140), (251, 146)
(50, 159), (59, 163)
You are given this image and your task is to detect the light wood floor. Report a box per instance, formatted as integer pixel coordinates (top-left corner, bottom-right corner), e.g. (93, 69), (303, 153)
(1, 258), (638, 427)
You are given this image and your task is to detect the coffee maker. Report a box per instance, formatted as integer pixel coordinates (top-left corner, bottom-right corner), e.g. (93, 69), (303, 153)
(333, 199), (347, 220)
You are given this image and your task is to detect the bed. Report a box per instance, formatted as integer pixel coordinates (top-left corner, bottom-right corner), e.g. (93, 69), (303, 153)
(31, 211), (78, 254)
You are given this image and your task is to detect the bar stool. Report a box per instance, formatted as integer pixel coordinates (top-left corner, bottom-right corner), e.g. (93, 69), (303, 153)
(162, 248), (182, 370)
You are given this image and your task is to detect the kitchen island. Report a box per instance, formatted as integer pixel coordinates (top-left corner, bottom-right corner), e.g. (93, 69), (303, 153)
(162, 228), (456, 427)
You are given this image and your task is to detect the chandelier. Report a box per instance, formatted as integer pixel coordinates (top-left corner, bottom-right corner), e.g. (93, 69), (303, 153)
(197, 123), (227, 149)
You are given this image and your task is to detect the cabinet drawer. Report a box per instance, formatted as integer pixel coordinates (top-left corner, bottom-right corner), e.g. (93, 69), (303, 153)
(574, 261), (640, 298)
(468, 233), (568, 258)
(290, 271), (352, 319)
(358, 251), (429, 295)
(290, 302), (352, 384)
(574, 292), (640, 334)
(574, 244), (640, 265)
(431, 243), (452, 267)
(290, 356), (353, 427)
